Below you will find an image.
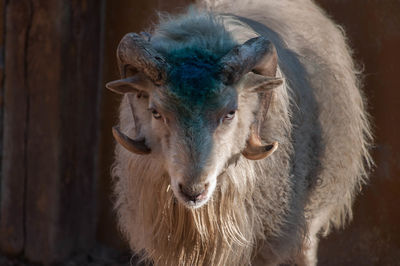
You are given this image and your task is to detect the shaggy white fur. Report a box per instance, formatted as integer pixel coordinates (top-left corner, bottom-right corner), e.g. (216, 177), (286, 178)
(111, 1), (372, 265)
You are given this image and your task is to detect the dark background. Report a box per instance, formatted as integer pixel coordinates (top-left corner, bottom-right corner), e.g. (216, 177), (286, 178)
(0, 0), (399, 265)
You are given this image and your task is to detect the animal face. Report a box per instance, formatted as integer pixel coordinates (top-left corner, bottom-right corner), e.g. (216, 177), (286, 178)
(148, 80), (244, 207)
(107, 33), (282, 208)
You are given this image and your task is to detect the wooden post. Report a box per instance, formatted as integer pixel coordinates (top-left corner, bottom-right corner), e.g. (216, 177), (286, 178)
(0, 0), (30, 256)
(0, 0), (104, 263)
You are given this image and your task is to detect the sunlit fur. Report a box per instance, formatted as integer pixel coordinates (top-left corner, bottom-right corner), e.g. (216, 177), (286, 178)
(112, 1), (373, 265)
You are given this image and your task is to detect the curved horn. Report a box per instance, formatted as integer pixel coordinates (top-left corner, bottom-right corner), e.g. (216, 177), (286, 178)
(242, 125), (278, 160)
(109, 33), (163, 155)
(242, 91), (278, 160)
(219, 36), (278, 85)
(112, 126), (151, 155)
(117, 33), (168, 85)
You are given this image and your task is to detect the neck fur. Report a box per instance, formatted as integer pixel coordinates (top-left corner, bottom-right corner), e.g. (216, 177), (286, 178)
(118, 154), (261, 265)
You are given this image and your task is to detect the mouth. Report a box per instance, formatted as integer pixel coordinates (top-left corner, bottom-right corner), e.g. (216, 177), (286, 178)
(181, 197), (209, 208)
(171, 180), (216, 209)
(179, 190), (209, 209)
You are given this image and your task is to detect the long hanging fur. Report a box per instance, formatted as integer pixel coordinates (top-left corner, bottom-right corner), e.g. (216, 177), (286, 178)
(112, 1), (373, 265)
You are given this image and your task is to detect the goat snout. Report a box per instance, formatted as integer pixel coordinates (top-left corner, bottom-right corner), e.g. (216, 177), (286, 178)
(179, 182), (209, 202)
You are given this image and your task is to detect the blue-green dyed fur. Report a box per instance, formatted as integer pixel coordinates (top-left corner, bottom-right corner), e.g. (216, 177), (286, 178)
(166, 48), (221, 108)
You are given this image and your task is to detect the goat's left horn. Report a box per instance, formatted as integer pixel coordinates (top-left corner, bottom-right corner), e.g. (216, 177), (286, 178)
(112, 126), (151, 155)
(242, 131), (278, 160)
(117, 33), (168, 85)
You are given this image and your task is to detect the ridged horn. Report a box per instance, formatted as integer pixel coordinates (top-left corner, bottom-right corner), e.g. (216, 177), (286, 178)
(108, 32), (165, 155)
(112, 126), (151, 155)
(219, 36), (278, 85)
(117, 32), (168, 84)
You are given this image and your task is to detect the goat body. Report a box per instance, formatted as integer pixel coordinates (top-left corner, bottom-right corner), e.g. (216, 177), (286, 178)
(109, 0), (372, 265)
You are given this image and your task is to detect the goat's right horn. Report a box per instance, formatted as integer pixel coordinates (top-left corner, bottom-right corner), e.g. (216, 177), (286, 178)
(117, 33), (168, 85)
(112, 126), (151, 155)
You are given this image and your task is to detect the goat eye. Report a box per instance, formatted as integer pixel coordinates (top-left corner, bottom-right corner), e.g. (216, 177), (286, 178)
(223, 110), (236, 121)
(151, 109), (162, 119)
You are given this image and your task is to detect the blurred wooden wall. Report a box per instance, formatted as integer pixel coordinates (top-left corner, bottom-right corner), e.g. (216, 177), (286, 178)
(0, 0), (104, 264)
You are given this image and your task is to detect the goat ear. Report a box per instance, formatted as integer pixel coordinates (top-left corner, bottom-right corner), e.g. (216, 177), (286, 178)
(106, 74), (153, 95)
(239, 72), (283, 93)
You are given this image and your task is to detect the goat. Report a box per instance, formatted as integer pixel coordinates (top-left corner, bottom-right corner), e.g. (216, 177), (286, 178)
(106, 0), (372, 265)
